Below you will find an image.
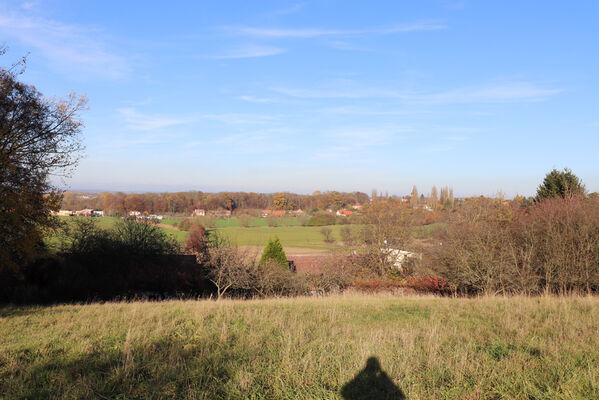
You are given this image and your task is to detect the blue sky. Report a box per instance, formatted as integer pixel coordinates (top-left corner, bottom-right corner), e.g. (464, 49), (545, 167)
(1, 1), (598, 196)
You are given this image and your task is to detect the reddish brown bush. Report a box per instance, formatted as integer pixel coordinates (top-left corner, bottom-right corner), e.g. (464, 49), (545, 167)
(184, 224), (207, 260)
(404, 275), (450, 294)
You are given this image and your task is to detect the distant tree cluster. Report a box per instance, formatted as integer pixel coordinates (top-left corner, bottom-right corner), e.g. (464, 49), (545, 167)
(61, 190), (371, 215)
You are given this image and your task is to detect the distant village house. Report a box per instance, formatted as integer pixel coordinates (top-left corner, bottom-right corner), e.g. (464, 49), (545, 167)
(192, 208), (205, 217)
(336, 209), (353, 217)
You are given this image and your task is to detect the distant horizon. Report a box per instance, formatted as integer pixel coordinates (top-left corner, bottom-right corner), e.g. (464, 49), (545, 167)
(58, 182), (550, 200)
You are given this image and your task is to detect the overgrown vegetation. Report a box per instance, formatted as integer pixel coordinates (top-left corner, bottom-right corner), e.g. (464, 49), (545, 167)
(3, 219), (208, 303)
(2, 295), (598, 399)
(430, 195), (599, 295)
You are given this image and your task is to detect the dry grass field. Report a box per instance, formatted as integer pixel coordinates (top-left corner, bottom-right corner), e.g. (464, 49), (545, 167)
(1, 295), (599, 399)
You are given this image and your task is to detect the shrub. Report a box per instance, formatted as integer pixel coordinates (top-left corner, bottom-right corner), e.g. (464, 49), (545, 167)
(304, 256), (353, 293)
(424, 211), (441, 225)
(404, 275), (450, 294)
(340, 226), (355, 245)
(336, 216), (350, 225)
(65, 218), (180, 257)
(259, 237), (288, 268)
(266, 216), (278, 227)
(177, 218), (195, 231)
(307, 213), (336, 226)
(237, 215), (253, 228)
(320, 227), (335, 243)
(206, 243), (255, 300)
(297, 215), (309, 226)
(281, 217), (295, 227)
(184, 224), (208, 260)
(254, 261), (307, 297)
(112, 219), (180, 255)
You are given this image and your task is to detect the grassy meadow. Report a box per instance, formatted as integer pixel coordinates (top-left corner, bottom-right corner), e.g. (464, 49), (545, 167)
(45, 216), (443, 253)
(47, 216), (356, 251)
(1, 295), (599, 399)
(215, 225), (348, 250)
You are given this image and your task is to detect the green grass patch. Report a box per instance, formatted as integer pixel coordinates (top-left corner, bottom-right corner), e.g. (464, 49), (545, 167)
(213, 225), (350, 249)
(411, 222), (447, 239)
(214, 217), (300, 228)
(160, 217), (186, 226)
(1, 296), (598, 399)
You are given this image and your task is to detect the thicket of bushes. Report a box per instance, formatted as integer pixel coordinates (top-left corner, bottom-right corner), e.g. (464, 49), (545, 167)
(430, 196), (599, 295)
(4, 219), (211, 303)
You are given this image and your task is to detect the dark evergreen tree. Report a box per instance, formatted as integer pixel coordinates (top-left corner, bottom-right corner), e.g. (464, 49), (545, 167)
(259, 237), (288, 268)
(536, 168), (586, 201)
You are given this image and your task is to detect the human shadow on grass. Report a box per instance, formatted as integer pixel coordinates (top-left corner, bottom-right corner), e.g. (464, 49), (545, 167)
(340, 357), (406, 400)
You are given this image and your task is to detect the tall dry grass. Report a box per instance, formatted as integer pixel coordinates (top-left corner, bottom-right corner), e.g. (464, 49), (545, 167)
(1, 294), (599, 399)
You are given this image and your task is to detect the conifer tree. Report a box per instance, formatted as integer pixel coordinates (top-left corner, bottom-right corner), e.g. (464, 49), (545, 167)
(536, 168), (585, 201)
(259, 237), (288, 268)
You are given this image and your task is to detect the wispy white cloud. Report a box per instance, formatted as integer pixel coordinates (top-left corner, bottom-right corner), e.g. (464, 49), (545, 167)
(318, 105), (432, 116)
(188, 127), (295, 154)
(271, 84), (393, 99)
(237, 95), (277, 103)
(446, 135), (468, 142)
(224, 21), (447, 38)
(0, 12), (128, 78)
(20, 1), (39, 10)
(417, 82), (561, 104)
(327, 126), (409, 143)
(272, 81), (561, 104)
(117, 108), (192, 131)
(326, 40), (371, 51)
(211, 44), (285, 59)
(117, 107), (279, 131)
(199, 113), (279, 125)
(313, 126), (406, 160)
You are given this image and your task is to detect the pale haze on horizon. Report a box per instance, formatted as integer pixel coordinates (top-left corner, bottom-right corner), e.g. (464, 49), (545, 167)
(1, 0), (598, 197)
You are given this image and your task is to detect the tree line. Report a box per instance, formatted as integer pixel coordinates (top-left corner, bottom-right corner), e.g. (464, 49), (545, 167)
(61, 190), (371, 216)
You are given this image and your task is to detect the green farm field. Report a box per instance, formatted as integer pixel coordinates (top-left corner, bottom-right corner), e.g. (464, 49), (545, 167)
(214, 225), (350, 250)
(46, 217), (356, 251)
(1, 295), (598, 399)
(46, 217), (441, 251)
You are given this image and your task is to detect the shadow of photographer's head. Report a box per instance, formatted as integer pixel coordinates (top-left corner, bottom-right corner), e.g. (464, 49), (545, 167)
(340, 356), (405, 400)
